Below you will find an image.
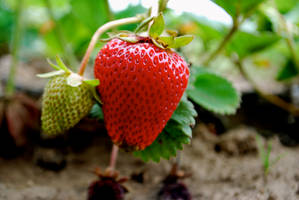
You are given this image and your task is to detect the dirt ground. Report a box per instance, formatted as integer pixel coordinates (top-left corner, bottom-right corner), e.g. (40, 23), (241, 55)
(1, 124), (299, 200)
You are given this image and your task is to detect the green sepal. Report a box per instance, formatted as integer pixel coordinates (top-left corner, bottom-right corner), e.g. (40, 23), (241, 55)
(37, 70), (65, 78)
(38, 56), (72, 79)
(169, 35), (194, 49)
(90, 86), (102, 104)
(55, 55), (71, 73)
(149, 13), (165, 39)
(135, 16), (154, 33)
(47, 58), (61, 71)
(152, 38), (166, 49)
(166, 29), (178, 37)
(100, 31), (139, 43)
(157, 36), (175, 48)
(118, 36), (140, 43)
(84, 79), (100, 87)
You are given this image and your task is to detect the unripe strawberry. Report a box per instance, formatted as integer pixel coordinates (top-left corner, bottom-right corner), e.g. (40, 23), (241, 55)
(94, 38), (189, 150)
(41, 74), (94, 135)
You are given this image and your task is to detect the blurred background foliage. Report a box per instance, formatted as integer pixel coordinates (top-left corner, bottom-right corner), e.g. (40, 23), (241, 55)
(0, 0), (299, 85)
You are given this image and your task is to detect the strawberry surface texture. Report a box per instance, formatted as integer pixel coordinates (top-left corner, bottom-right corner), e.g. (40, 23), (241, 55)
(41, 74), (94, 135)
(94, 38), (189, 150)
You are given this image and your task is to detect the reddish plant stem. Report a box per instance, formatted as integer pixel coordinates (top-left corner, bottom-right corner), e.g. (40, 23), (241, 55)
(109, 144), (119, 171)
(78, 16), (143, 76)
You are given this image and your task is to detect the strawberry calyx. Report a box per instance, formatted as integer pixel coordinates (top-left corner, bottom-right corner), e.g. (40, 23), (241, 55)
(100, 13), (194, 50)
(37, 56), (101, 103)
(88, 167), (128, 200)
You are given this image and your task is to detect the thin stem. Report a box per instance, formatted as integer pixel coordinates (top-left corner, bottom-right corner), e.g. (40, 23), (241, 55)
(202, 22), (238, 65)
(235, 58), (299, 116)
(109, 144), (119, 171)
(202, 1), (260, 66)
(44, 0), (78, 68)
(5, 0), (24, 96)
(78, 16), (143, 76)
(175, 151), (181, 169)
(273, 1), (299, 70)
(158, 0), (169, 13)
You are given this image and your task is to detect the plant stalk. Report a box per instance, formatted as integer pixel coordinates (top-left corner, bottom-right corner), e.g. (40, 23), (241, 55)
(78, 16), (143, 76)
(109, 144), (119, 171)
(44, 0), (78, 68)
(274, 3), (299, 70)
(235, 58), (299, 116)
(202, 23), (238, 66)
(5, 0), (24, 96)
(202, 1), (260, 66)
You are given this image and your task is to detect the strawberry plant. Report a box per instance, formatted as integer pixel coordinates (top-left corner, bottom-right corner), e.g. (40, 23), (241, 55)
(38, 7), (240, 163)
(36, 0), (240, 199)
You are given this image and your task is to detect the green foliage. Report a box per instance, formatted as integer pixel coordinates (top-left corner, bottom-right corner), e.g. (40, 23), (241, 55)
(187, 67), (240, 114)
(274, 0), (298, 14)
(227, 31), (281, 58)
(0, 3), (13, 43)
(213, 0), (265, 18)
(165, 12), (224, 45)
(276, 59), (299, 80)
(70, 0), (109, 32)
(133, 95), (197, 162)
(89, 103), (104, 121)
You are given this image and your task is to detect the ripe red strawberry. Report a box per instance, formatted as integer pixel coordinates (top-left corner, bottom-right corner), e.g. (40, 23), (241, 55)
(94, 38), (189, 150)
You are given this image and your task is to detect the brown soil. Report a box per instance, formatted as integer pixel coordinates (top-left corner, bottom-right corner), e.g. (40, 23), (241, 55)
(0, 125), (299, 200)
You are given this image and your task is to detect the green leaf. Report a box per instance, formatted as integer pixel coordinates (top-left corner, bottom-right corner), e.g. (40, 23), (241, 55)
(227, 31), (281, 58)
(89, 103), (104, 121)
(187, 67), (240, 114)
(84, 79), (100, 87)
(36, 70), (65, 78)
(169, 35), (194, 49)
(276, 59), (299, 81)
(213, 0), (265, 18)
(133, 96), (197, 162)
(149, 13), (165, 38)
(170, 95), (197, 126)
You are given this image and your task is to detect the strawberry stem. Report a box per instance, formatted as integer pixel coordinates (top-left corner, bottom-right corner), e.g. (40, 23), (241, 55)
(5, 0), (24, 96)
(108, 144), (119, 172)
(78, 16), (144, 76)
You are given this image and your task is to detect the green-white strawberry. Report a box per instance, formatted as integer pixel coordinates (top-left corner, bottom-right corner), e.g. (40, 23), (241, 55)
(38, 56), (99, 136)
